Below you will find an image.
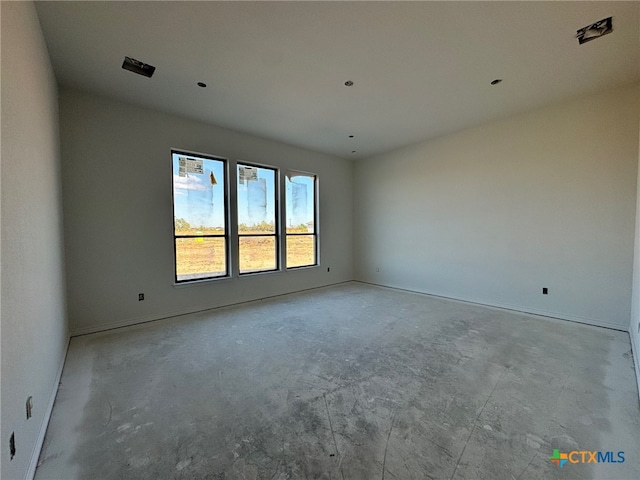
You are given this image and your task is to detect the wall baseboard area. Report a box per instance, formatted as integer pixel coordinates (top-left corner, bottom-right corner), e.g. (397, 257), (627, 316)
(356, 280), (629, 332)
(630, 327), (640, 404)
(25, 337), (70, 480)
(69, 281), (352, 337)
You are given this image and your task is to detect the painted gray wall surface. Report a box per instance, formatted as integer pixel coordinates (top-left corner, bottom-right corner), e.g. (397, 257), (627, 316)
(59, 90), (353, 335)
(354, 85), (639, 330)
(631, 93), (640, 397)
(1, 2), (68, 479)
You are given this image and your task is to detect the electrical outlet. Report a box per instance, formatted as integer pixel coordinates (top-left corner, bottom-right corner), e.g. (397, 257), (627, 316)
(138, 293), (144, 301)
(327, 267), (330, 272)
(10, 432), (15, 460)
(26, 396), (33, 419)
(542, 287), (548, 295)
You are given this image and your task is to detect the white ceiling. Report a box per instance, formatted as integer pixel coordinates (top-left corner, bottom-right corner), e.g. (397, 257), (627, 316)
(35, 1), (639, 160)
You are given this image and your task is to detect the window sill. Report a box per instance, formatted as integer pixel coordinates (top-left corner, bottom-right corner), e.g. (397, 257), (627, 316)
(286, 264), (320, 272)
(173, 264), (320, 287)
(173, 275), (232, 288)
(239, 268), (281, 278)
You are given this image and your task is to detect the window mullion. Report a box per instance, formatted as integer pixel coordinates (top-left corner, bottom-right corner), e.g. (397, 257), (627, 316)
(280, 169), (287, 270)
(229, 158), (240, 278)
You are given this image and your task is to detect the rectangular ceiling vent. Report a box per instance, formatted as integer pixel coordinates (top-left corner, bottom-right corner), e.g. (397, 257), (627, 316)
(576, 17), (613, 45)
(122, 56), (156, 78)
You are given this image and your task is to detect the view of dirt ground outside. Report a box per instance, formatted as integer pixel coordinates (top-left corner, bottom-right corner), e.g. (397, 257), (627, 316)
(174, 225), (315, 280)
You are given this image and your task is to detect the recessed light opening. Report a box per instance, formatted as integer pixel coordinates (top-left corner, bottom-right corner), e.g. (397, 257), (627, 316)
(349, 135), (354, 138)
(344, 80), (354, 87)
(197, 82), (207, 88)
(490, 79), (502, 85)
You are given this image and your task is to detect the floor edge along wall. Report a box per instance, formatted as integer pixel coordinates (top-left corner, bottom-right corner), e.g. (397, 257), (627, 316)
(25, 339), (70, 480)
(357, 281), (628, 332)
(69, 281), (353, 337)
(631, 327), (640, 404)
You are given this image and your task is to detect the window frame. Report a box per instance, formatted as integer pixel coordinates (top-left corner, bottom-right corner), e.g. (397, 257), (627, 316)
(285, 169), (318, 270)
(171, 149), (320, 285)
(171, 149), (230, 284)
(236, 160), (280, 275)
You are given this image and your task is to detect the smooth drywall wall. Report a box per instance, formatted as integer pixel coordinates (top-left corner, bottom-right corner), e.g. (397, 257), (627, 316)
(59, 90), (353, 335)
(631, 92), (640, 398)
(1, 2), (68, 479)
(354, 85), (639, 330)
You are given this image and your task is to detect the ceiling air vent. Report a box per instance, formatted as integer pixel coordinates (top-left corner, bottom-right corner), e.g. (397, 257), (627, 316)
(576, 17), (613, 45)
(122, 56), (156, 78)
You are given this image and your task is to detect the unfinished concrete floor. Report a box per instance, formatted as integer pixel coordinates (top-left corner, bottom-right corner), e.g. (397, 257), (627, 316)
(36, 282), (640, 480)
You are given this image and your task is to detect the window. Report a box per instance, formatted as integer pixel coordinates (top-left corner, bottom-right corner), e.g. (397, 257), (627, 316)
(172, 150), (319, 283)
(172, 151), (228, 282)
(237, 163), (278, 274)
(285, 172), (317, 268)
